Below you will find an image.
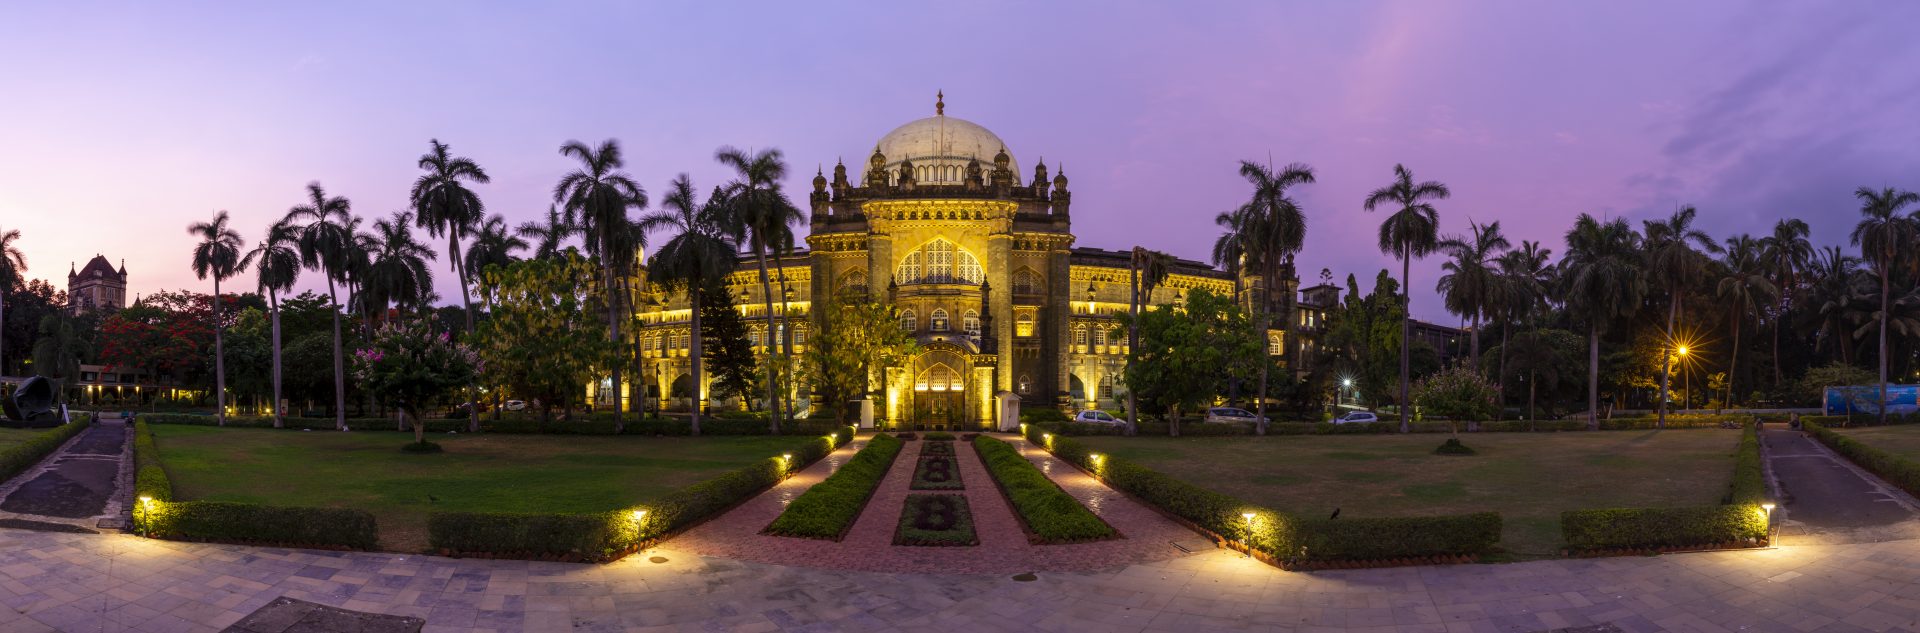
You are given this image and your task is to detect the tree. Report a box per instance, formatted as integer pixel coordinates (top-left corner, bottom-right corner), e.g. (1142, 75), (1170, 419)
(411, 139), (490, 432)
(464, 214), (527, 308)
(188, 210), (248, 425)
(699, 281), (759, 411)
(1504, 328), (1578, 425)
(353, 321), (478, 447)
(285, 182), (356, 431)
(1126, 247), (1174, 436)
(802, 298), (917, 425)
(638, 174), (737, 434)
(1119, 288), (1259, 436)
(0, 225), (23, 378)
(1229, 160), (1315, 436)
(30, 312), (87, 403)
(1642, 205), (1722, 427)
(1851, 187), (1920, 425)
(1437, 220), (1509, 375)
(1810, 246), (1865, 365)
(517, 205), (577, 260)
(714, 146), (802, 433)
(1413, 367), (1498, 434)
(362, 211), (438, 317)
(1760, 219), (1813, 387)
(98, 294), (215, 401)
(1364, 164), (1449, 431)
(1563, 214), (1645, 430)
(1492, 240), (1553, 408)
(472, 252), (620, 424)
(1715, 235), (1777, 408)
(554, 139), (646, 430)
(247, 220), (301, 427)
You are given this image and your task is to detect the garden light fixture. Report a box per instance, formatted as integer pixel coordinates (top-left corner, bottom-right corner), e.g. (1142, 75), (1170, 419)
(633, 509), (647, 521)
(1242, 512), (1255, 524)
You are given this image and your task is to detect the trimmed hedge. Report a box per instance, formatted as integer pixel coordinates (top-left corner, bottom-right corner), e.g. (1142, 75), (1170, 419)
(430, 426), (857, 559)
(1807, 420), (1920, 498)
(1032, 415), (1755, 437)
(1559, 422), (1769, 553)
(764, 433), (903, 539)
(973, 436), (1116, 542)
(132, 420), (172, 502)
(137, 412), (845, 437)
(1025, 425), (1502, 564)
(141, 501), (379, 550)
(0, 417), (92, 484)
(894, 493), (977, 546)
(910, 455), (964, 491)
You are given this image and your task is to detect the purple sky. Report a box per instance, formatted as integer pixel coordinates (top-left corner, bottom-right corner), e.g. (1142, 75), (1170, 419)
(4, 2), (1917, 322)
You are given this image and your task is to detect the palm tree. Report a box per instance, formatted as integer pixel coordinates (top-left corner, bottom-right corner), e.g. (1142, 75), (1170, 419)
(188, 210), (248, 426)
(411, 139), (489, 432)
(1642, 205), (1721, 427)
(1231, 160), (1315, 436)
(464, 214), (527, 307)
(715, 146), (802, 433)
(248, 219), (302, 428)
(1850, 187), (1920, 425)
(1493, 240), (1553, 407)
(364, 211), (438, 317)
(1715, 235), (1778, 408)
(1760, 219), (1813, 388)
(554, 139), (647, 430)
(31, 313), (87, 403)
(1364, 164), (1449, 432)
(517, 205), (577, 260)
(1127, 247), (1174, 436)
(640, 175), (739, 436)
(1810, 246), (1864, 364)
(285, 183), (355, 431)
(1436, 220), (1510, 374)
(1505, 329), (1563, 427)
(0, 225), (24, 378)
(1563, 214), (1645, 430)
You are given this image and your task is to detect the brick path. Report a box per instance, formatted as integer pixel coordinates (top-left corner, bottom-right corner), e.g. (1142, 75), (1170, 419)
(671, 433), (1199, 574)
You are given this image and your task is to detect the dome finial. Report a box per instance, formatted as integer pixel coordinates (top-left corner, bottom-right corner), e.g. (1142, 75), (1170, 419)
(936, 90), (944, 116)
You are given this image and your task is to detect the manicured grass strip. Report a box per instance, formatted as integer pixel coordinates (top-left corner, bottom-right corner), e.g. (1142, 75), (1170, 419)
(910, 455), (964, 490)
(919, 440), (955, 457)
(132, 419), (380, 549)
(0, 418), (91, 485)
(1560, 423), (1769, 553)
(972, 436), (1115, 543)
(764, 433), (904, 540)
(895, 494), (977, 546)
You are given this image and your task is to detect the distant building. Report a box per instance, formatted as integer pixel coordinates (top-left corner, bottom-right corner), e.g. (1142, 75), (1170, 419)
(1409, 319), (1465, 364)
(68, 255), (128, 314)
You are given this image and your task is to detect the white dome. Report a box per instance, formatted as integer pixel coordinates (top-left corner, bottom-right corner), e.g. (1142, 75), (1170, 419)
(871, 114), (1020, 186)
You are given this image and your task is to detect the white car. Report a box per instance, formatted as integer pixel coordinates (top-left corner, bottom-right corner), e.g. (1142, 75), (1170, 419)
(1333, 411), (1378, 424)
(504, 400), (528, 411)
(1073, 410), (1126, 426)
(1204, 407), (1268, 424)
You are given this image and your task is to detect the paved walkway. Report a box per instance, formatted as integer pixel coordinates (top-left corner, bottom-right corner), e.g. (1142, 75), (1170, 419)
(1763, 427), (1920, 545)
(673, 434), (1200, 574)
(0, 417), (128, 531)
(8, 528), (1920, 631)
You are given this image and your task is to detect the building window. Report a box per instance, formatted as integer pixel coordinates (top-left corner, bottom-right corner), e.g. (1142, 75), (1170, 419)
(840, 271), (868, 296)
(1015, 313), (1035, 338)
(930, 309), (949, 331)
(900, 309), (916, 333)
(915, 364), (964, 392)
(795, 328), (807, 345)
(897, 239), (983, 285)
(1017, 374), (1032, 394)
(963, 310), (980, 336)
(1099, 375), (1114, 400)
(1074, 327), (1088, 346)
(1268, 332), (1284, 355)
(1093, 326), (1107, 347)
(750, 329), (762, 348)
(1012, 268), (1040, 294)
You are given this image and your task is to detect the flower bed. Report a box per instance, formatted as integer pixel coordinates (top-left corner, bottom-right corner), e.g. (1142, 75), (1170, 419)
(971, 436), (1116, 543)
(894, 494), (977, 546)
(919, 439), (955, 457)
(910, 454), (964, 491)
(763, 433), (904, 540)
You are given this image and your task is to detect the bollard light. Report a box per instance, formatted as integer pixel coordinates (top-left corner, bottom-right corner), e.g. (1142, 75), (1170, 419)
(632, 509), (647, 521)
(1242, 512), (1256, 524)
(782, 453), (793, 462)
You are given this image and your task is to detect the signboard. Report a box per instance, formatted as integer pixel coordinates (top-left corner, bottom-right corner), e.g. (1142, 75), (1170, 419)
(1824, 384), (1920, 416)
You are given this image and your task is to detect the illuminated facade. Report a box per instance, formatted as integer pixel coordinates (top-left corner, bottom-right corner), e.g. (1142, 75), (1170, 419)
(625, 95), (1301, 428)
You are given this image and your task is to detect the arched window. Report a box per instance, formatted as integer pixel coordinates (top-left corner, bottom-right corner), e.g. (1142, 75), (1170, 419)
(915, 364), (964, 392)
(930, 309), (950, 332)
(1093, 326), (1107, 347)
(962, 310), (980, 336)
(1099, 375), (1114, 400)
(897, 239), (984, 285)
(1012, 268), (1041, 294)
(899, 309), (916, 333)
(750, 329), (762, 348)
(1073, 326), (1088, 346)
(840, 270), (869, 296)
(1268, 332), (1285, 355)
(1017, 374), (1033, 394)
(1015, 313), (1035, 338)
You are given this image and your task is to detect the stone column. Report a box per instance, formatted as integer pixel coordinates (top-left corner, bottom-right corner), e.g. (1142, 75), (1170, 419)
(1050, 244), (1073, 409)
(988, 233), (1014, 395)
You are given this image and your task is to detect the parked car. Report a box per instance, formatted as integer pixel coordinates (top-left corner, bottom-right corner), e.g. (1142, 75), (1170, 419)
(1203, 407), (1268, 424)
(1333, 411), (1378, 424)
(1073, 410), (1126, 426)
(504, 400), (528, 411)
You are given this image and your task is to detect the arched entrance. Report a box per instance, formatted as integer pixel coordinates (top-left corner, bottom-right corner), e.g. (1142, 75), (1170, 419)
(910, 346), (970, 430)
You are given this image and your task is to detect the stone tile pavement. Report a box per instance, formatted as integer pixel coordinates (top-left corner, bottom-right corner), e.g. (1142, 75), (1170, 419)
(5, 526), (1920, 631)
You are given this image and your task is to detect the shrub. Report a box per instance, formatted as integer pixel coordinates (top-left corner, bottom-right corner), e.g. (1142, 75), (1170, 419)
(919, 440), (955, 457)
(1413, 367), (1499, 425)
(910, 455), (964, 490)
(1561, 505), (1765, 551)
(132, 420), (172, 502)
(1728, 423), (1766, 504)
(142, 501), (379, 550)
(1294, 512), (1502, 561)
(1433, 438), (1476, 455)
(1019, 407), (1070, 424)
(923, 431), (956, 441)
(0, 418), (92, 485)
(764, 433), (903, 539)
(972, 436), (1115, 542)
(894, 494), (977, 546)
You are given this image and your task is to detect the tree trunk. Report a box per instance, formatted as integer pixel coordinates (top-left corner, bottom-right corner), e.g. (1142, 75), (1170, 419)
(1169, 405), (1180, 437)
(1587, 326), (1600, 431)
(1527, 369), (1537, 429)
(689, 290), (704, 436)
(1254, 259), (1271, 437)
(1880, 265), (1891, 425)
(1468, 313), (1480, 375)
(754, 246), (782, 433)
(0, 291), (6, 379)
(604, 259), (625, 433)
(410, 409), (424, 445)
(270, 290), (284, 429)
(1772, 292), (1785, 389)
(1399, 252), (1412, 433)
(1126, 263), (1140, 437)
(327, 277), (348, 432)
(774, 256), (797, 422)
(1727, 316), (1741, 409)
(454, 234), (480, 434)
(1658, 295), (1677, 429)
(214, 278), (227, 426)
(1496, 321), (1510, 420)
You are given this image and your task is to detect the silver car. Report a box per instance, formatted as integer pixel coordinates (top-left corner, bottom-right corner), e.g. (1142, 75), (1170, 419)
(1074, 410), (1126, 426)
(1333, 411), (1378, 424)
(1204, 407), (1268, 424)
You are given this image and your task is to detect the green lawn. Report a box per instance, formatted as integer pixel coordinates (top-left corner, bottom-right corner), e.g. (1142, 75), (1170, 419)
(1832, 424), (1920, 460)
(149, 425), (810, 551)
(1074, 430), (1741, 558)
(0, 427), (49, 452)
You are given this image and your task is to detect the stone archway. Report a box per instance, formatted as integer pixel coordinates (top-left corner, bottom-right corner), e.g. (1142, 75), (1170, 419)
(910, 345), (971, 430)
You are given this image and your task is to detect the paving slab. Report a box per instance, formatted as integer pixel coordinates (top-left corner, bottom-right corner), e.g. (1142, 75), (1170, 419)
(0, 420), (125, 519)
(1764, 427), (1920, 544)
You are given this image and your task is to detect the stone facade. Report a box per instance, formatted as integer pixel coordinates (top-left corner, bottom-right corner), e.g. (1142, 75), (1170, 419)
(67, 255), (127, 314)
